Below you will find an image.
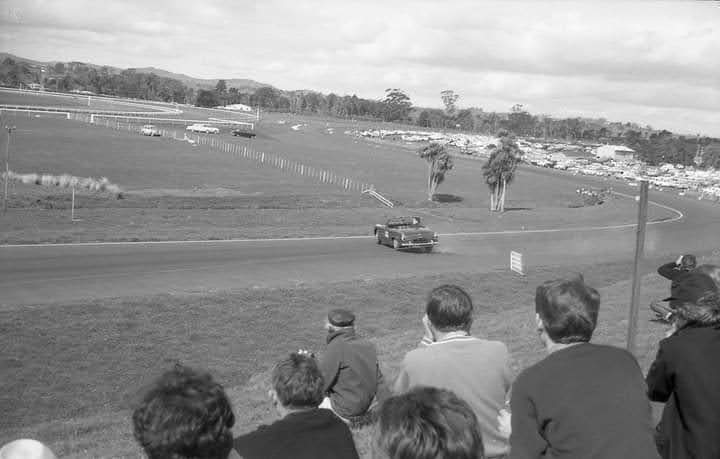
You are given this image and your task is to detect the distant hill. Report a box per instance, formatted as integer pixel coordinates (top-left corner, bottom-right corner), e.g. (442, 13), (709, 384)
(0, 53), (270, 91)
(132, 67), (268, 91)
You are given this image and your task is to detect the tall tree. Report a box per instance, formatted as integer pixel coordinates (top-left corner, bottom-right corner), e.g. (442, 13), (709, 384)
(382, 88), (412, 122)
(482, 131), (521, 212)
(195, 89), (219, 108)
(215, 79), (227, 94)
(440, 90), (460, 115)
(418, 142), (454, 200)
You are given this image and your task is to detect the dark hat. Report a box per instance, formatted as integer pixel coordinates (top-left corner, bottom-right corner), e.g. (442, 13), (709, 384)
(663, 271), (718, 303)
(328, 309), (355, 327)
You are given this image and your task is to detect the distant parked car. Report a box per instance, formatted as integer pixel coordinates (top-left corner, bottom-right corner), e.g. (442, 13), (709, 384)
(186, 123), (220, 134)
(231, 128), (256, 138)
(374, 216), (438, 252)
(140, 124), (161, 136)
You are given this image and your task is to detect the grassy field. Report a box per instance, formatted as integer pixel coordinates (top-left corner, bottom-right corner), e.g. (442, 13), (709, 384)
(4, 252), (717, 458)
(0, 90), (169, 112)
(0, 112), (674, 243)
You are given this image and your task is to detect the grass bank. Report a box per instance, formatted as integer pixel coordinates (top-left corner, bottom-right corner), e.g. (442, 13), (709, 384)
(5, 254), (715, 458)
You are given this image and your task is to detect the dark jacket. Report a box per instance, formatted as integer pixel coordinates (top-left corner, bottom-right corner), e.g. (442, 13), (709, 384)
(646, 324), (720, 459)
(233, 409), (359, 459)
(658, 262), (691, 281)
(510, 343), (658, 459)
(319, 328), (389, 417)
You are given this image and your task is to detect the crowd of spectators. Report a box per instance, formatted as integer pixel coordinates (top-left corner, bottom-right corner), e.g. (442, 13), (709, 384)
(3, 258), (719, 459)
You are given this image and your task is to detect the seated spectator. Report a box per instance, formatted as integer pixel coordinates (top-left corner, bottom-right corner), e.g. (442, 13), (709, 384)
(0, 439), (57, 459)
(234, 352), (359, 459)
(509, 275), (658, 459)
(132, 364), (237, 459)
(646, 272), (720, 459)
(317, 309), (389, 420)
(393, 285), (511, 458)
(657, 254), (697, 281)
(373, 386), (485, 459)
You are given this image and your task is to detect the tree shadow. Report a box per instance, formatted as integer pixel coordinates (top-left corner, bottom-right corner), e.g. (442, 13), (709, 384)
(431, 193), (464, 203)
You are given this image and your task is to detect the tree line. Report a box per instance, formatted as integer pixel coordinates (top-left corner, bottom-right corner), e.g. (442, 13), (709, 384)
(2, 57), (717, 168)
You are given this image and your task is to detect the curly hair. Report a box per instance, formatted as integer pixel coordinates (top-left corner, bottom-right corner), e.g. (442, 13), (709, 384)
(272, 353), (325, 409)
(373, 386), (484, 459)
(132, 365), (235, 459)
(676, 292), (720, 326)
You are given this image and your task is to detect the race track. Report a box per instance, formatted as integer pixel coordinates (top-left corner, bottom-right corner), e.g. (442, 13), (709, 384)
(1, 169), (719, 308)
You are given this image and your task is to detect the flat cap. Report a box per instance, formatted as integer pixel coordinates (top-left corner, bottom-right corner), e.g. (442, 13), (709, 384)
(328, 309), (355, 327)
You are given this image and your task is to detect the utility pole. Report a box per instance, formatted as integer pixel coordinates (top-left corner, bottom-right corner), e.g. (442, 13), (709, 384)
(3, 124), (17, 214)
(626, 181), (649, 355)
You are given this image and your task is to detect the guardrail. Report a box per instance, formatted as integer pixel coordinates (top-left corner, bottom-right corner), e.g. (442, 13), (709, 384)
(362, 188), (394, 207)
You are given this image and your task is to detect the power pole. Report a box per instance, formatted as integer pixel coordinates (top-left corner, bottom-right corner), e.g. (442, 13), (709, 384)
(3, 124), (16, 214)
(626, 181), (649, 355)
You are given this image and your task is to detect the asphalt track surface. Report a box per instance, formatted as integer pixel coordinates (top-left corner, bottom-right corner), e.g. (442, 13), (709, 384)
(1, 167), (719, 308)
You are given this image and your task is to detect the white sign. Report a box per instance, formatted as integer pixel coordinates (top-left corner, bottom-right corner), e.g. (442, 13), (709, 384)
(510, 251), (524, 275)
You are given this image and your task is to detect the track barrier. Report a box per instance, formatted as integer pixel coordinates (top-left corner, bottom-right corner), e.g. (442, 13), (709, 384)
(73, 115), (381, 197)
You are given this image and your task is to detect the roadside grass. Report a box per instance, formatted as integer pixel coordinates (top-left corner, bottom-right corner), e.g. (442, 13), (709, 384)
(0, 115), (675, 243)
(4, 255), (714, 458)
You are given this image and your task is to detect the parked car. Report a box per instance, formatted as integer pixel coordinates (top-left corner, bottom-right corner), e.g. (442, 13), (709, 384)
(186, 123), (220, 134)
(374, 216), (438, 252)
(140, 124), (161, 136)
(231, 128), (256, 138)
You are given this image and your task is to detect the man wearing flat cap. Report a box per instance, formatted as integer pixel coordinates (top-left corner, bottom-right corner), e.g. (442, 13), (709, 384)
(646, 271), (720, 459)
(317, 309), (389, 420)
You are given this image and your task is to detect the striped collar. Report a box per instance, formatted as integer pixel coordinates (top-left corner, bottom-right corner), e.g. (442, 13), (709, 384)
(432, 334), (478, 345)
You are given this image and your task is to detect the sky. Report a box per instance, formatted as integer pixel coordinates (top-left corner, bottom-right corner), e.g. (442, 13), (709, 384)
(2, 0), (719, 136)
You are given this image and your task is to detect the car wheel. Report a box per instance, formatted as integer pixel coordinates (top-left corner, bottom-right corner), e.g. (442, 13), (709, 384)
(392, 239), (400, 250)
(424, 246), (433, 253)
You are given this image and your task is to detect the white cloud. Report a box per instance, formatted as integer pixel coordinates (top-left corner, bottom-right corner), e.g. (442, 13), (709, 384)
(2, 0), (719, 135)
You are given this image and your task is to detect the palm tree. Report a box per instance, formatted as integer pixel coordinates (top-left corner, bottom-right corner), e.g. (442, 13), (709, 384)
(418, 142), (454, 200)
(482, 131), (521, 212)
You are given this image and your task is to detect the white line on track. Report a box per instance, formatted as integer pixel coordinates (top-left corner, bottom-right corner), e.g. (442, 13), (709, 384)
(0, 192), (684, 249)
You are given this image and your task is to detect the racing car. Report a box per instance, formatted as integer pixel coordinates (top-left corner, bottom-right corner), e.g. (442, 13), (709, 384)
(374, 216), (438, 252)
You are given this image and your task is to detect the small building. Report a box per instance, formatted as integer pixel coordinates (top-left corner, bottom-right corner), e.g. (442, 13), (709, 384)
(219, 103), (253, 112)
(595, 145), (635, 162)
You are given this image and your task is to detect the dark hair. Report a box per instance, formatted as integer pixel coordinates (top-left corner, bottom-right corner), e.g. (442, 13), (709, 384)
(272, 353), (325, 409)
(426, 285), (474, 332)
(132, 365), (235, 459)
(676, 292), (720, 326)
(535, 275), (600, 344)
(373, 386), (484, 459)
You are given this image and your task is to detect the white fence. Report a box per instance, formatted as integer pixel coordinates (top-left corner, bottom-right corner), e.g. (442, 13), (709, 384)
(90, 119), (377, 194)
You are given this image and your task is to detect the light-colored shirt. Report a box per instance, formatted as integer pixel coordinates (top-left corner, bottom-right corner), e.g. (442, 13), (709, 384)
(394, 335), (512, 457)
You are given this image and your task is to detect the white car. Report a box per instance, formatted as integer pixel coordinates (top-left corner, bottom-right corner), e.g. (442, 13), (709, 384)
(186, 123), (220, 134)
(140, 124), (161, 136)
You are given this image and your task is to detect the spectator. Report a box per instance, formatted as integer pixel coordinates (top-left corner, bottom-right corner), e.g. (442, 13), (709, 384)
(373, 386), (485, 459)
(657, 254), (697, 281)
(0, 439), (57, 459)
(318, 309), (389, 420)
(393, 285), (511, 458)
(646, 272), (720, 459)
(132, 365), (236, 459)
(234, 352), (359, 459)
(509, 275), (658, 459)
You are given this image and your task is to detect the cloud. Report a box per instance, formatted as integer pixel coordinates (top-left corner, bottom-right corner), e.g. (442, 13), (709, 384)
(2, 0), (719, 135)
